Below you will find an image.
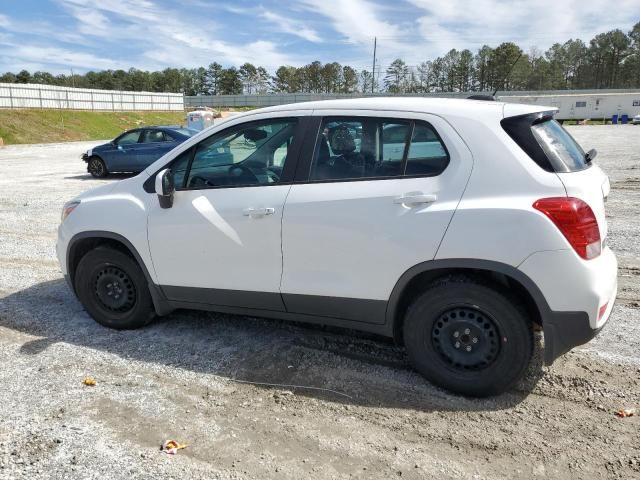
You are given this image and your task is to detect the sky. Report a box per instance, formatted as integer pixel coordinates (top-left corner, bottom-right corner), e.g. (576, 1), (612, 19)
(0, 0), (638, 74)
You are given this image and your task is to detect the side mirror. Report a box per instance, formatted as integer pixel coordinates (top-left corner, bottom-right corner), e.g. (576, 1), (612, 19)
(117, 144), (123, 151)
(155, 168), (175, 209)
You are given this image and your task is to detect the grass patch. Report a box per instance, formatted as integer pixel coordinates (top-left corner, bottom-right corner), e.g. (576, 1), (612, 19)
(0, 109), (186, 145)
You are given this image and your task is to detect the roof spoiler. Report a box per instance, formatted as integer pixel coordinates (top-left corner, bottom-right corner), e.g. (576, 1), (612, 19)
(467, 94), (496, 101)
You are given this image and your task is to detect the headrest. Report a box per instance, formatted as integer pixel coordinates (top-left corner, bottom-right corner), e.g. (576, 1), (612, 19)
(329, 126), (356, 155)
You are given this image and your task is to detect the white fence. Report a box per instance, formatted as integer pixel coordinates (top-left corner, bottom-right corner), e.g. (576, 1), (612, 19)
(0, 83), (184, 111)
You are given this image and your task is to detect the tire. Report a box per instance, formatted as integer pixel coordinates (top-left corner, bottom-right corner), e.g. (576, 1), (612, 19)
(403, 276), (533, 397)
(74, 246), (155, 329)
(87, 156), (108, 178)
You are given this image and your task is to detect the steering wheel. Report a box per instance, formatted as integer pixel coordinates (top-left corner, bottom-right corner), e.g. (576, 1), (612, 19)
(265, 169), (280, 183)
(228, 165), (259, 184)
(189, 175), (213, 188)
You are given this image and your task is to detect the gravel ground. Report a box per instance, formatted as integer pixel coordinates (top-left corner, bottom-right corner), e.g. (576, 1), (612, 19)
(0, 126), (639, 480)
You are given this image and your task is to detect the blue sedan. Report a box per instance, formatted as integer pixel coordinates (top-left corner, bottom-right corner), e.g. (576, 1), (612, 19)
(82, 126), (197, 178)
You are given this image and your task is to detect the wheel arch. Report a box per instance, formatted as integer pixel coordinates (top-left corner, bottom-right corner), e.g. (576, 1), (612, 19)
(87, 153), (107, 164)
(67, 231), (172, 315)
(87, 154), (109, 175)
(387, 259), (551, 346)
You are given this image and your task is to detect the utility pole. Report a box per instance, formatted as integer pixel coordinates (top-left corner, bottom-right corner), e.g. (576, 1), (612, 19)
(371, 37), (377, 93)
(70, 68), (75, 88)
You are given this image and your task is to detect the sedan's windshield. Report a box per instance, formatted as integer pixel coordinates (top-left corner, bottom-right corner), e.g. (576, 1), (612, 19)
(170, 128), (198, 137)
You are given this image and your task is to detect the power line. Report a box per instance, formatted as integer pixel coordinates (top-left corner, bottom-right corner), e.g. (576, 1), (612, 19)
(371, 36), (377, 93)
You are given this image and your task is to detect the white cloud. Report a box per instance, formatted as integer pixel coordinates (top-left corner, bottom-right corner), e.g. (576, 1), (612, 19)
(299, 0), (424, 69)
(54, 0), (301, 69)
(301, 0), (400, 45)
(2, 0), (639, 75)
(409, 0), (640, 56)
(1, 42), (126, 71)
(260, 8), (322, 43)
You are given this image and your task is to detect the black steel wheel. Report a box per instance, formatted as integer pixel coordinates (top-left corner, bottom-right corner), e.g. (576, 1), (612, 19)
(87, 156), (108, 178)
(431, 306), (501, 371)
(75, 246), (155, 329)
(403, 276), (533, 397)
(93, 265), (137, 313)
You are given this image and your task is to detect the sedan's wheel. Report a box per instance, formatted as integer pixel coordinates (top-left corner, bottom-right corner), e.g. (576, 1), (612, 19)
(403, 276), (533, 397)
(87, 156), (108, 178)
(75, 246), (155, 329)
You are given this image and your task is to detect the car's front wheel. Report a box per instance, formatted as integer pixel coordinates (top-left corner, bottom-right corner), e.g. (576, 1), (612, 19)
(87, 156), (108, 178)
(403, 276), (533, 397)
(74, 246), (155, 329)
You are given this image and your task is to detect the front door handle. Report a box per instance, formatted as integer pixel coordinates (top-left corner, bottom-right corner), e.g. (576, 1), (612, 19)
(394, 193), (437, 206)
(243, 207), (275, 217)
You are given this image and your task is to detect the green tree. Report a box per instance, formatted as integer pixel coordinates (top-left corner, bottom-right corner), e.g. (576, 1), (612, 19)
(359, 69), (374, 93)
(15, 70), (32, 84)
(218, 67), (243, 94)
(341, 66), (358, 93)
(0, 72), (17, 83)
(239, 62), (258, 93)
(272, 65), (298, 92)
(384, 59), (409, 93)
(487, 42), (523, 91)
(473, 46), (493, 91)
(206, 62), (223, 95)
(32, 71), (55, 85)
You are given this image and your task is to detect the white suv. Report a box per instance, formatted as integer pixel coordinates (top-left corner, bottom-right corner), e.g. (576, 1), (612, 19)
(57, 98), (617, 397)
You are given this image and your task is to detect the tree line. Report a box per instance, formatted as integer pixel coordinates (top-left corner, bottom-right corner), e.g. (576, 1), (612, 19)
(1, 23), (639, 95)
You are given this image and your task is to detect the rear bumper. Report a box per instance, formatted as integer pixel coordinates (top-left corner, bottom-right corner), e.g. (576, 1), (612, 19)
(541, 305), (613, 364)
(518, 247), (618, 364)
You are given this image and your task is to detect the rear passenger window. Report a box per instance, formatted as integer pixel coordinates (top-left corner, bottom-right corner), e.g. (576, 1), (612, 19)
(405, 123), (449, 176)
(310, 117), (448, 181)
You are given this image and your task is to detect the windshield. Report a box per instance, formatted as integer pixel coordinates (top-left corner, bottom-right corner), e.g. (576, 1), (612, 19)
(531, 119), (587, 172)
(170, 128), (198, 137)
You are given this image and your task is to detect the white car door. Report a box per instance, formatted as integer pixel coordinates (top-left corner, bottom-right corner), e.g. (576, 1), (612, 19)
(146, 114), (307, 311)
(280, 110), (473, 323)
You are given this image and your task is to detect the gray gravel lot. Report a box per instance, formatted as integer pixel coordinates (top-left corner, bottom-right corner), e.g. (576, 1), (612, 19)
(0, 126), (639, 479)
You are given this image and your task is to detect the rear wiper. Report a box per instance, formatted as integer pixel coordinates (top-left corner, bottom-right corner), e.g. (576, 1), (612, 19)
(584, 148), (597, 163)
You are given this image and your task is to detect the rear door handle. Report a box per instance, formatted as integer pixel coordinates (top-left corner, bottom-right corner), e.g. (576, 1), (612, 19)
(243, 207), (275, 217)
(394, 193), (437, 206)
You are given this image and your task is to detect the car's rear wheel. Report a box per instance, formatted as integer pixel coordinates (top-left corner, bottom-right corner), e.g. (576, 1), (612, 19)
(74, 246), (155, 329)
(403, 276), (533, 397)
(87, 156), (108, 178)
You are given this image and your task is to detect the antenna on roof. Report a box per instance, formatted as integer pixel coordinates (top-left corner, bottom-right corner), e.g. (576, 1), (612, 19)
(468, 53), (523, 101)
(492, 53), (522, 98)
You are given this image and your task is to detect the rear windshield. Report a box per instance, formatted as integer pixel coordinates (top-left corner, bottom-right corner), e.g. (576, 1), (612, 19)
(531, 120), (586, 171)
(501, 113), (590, 173)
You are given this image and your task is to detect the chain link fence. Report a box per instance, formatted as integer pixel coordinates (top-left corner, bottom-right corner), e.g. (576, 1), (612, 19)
(0, 83), (184, 111)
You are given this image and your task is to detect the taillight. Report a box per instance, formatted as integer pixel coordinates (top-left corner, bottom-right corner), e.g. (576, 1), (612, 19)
(533, 197), (601, 260)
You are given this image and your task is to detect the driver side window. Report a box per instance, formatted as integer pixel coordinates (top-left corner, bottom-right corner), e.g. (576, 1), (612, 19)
(182, 118), (297, 189)
(117, 130), (141, 146)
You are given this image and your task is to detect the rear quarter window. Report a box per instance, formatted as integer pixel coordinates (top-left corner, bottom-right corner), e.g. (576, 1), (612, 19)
(501, 114), (589, 173)
(531, 120), (586, 172)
